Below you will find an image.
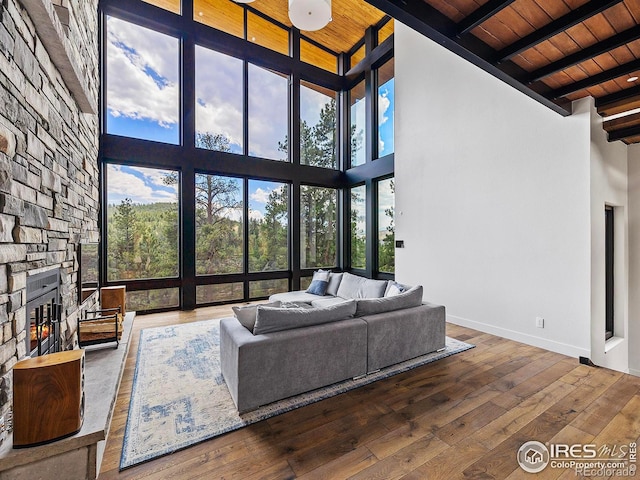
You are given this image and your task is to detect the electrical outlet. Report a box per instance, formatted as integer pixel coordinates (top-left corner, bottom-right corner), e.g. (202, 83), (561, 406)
(536, 317), (544, 328)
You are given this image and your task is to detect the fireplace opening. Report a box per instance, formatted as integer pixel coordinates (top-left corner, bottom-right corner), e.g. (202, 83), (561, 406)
(26, 270), (62, 357)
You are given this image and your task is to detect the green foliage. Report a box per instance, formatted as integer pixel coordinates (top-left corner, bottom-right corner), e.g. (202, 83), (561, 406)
(193, 173), (244, 275)
(301, 99), (337, 168)
(301, 186), (337, 269)
(249, 186), (289, 271)
(107, 198), (179, 281)
(378, 179), (395, 273)
(350, 186), (366, 269)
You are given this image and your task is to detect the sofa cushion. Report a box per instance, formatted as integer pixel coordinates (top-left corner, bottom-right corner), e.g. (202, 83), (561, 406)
(232, 301), (281, 331)
(269, 291), (323, 304)
(326, 272), (343, 296)
(310, 296), (352, 308)
(385, 280), (408, 297)
(253, 299), (357, 335)
(336, 272), (387, 299)
(306, 270), (330, 296)
(355, 285), (423, 316)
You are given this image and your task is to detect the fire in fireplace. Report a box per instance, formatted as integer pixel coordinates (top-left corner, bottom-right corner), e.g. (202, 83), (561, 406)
(26, 270), (62, 357)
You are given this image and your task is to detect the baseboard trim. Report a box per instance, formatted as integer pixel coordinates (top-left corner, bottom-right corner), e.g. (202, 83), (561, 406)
(447, 314), (590, 359)
(629, 368), (640, 378)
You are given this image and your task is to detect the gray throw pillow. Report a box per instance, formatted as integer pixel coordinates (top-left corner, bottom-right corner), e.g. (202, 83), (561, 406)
(253, 299), (356, 335)
(336, 272), (387, 299)
(232, 301), (281, 331)
(326, 272), (343, 296)
(361, 278), (388, 298)
(355, 285), (423, 316)
(336, 272), (363, 298)
(306, 270), (330, 296)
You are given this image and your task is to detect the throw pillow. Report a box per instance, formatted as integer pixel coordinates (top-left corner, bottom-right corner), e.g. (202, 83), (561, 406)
(336, 272), (364, 298)
(306, 270), (330, 296)
(326, 272), (343, 296)
(232, 301), (281, 331)
(336, 272), (387, 299)
(360, 278), (388, 298)
(385, 280), (408, 297)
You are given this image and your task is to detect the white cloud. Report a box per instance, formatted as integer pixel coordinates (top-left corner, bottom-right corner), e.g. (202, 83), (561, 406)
(300, 85), (332, 127)
(128, 166), (177, 193)
(107, 165), (177, 204)
(219, 206), (243, 222)
(250, 184), (286, 205)
(107, 16), (179, 127)
(351, 98), (366, 165)
(249, 209), (264, 221)
(248, 64), (288, 160)
(378, 88), (391, 126)
(378, 179), (394, 230)
(250, 187), (271, 204)
(195, 46), (244, 148)
(378, 89), (393, 154)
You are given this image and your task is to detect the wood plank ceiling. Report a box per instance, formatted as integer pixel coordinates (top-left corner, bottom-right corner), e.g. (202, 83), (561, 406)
(365, 0), (640, 144)
(146, 0), (387, 58)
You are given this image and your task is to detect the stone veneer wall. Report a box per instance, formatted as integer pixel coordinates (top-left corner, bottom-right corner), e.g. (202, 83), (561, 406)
(0, 0), (100, 442)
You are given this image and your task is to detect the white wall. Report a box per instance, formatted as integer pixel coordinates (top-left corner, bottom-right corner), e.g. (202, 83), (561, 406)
(394, 22), (593, 358)
(628, 144), (640, 376)
(588, 100), (629, 372)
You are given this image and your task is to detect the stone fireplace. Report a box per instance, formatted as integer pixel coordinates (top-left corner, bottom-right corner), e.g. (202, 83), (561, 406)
(0, 0), (101, 450)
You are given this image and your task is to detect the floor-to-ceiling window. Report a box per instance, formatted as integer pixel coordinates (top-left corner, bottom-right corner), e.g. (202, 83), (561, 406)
(100, 1), (394, 312)
(345, 19), (395, 277)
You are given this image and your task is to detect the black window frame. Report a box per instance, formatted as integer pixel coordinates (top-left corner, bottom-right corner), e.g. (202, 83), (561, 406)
(605, 205), (614, 341)
(99, 0), (394, 312)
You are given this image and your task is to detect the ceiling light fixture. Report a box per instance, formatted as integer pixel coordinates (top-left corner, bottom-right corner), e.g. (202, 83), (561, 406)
(289, 0), (332, 31)
(627, 76), (639, 83)
(233, 0), (331, 31)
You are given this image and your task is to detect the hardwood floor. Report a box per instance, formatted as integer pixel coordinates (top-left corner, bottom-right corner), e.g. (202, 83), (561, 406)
(99, 305), (640, 479)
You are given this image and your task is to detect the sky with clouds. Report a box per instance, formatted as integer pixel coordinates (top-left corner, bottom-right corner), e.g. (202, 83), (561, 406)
(105, 14), (393, 221)
(106, 164), (287, 220)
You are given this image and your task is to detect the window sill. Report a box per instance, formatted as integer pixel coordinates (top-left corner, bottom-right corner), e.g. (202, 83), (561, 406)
(605, 336), (624, 353)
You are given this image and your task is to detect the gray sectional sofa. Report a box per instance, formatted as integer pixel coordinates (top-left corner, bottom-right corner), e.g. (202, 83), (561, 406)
(220, 272), (446, 413)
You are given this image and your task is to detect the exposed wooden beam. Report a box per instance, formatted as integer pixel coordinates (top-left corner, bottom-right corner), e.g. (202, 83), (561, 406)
(549, 58), (640, 99)
(363, 0), (572, 116)
(603, 111), (640, 131)
(599, 95), (640, 118)
(528, 25), (640, 83)
(456, 0), (515, 37)
(495, 0), (624, 63)
(596, 85), (640, 110)
(607, 124), (640, 142)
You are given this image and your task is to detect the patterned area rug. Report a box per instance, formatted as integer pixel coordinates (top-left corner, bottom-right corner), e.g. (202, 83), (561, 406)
(120, 319), (474, 470)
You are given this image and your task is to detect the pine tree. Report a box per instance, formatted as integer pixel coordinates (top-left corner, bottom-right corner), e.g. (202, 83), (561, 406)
(111, 198), (138, 279)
